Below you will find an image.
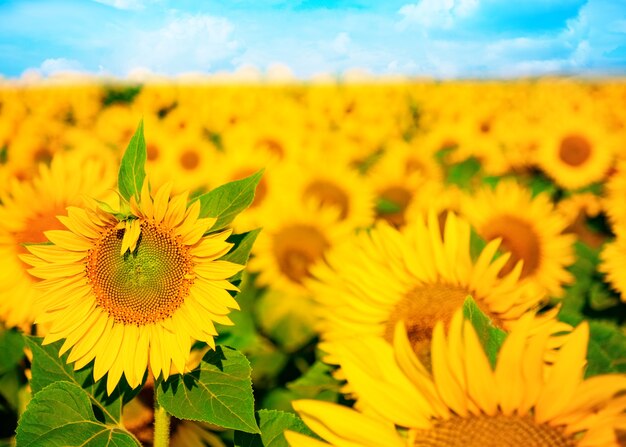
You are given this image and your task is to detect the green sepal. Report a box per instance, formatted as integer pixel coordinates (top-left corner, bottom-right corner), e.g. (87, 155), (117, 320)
(15, 381), (140, 447)
(196, 170), (264, 231)
(118, 120), (147, 203)
(233, 409), (316, 447)
(375, 197), (402, 214)
(462, 296), (507, 369)
(157, 346), (260, 434)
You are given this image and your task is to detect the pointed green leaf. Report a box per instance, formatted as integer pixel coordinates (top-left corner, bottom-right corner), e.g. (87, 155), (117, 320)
(463, 296), (507, 368)
(220, 229), (261, 285)
(16, 381), (139, 447)
(234, 410), (316, 447)
(24, 337), (141, 424)
(157, 346), (259, 434)
(0, 328), (24, 375)
(118, 120), (147, 202)
(197, 170), (264, 230)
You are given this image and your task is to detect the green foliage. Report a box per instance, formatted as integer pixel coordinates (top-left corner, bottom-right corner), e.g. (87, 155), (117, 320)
(24, 337), (141, 425)
(220, 229), (262, 285)
(196, 170), (264, 231)
(255, 289), (317, 353)
(375, 197), (402, 214)
(117, 120), (146, 203)
(102, 84), (142, 107)
(0, 329), (24, 375)
(286, 362), (341, 401)
(16, 381), (139, 447)
(558, 241), (626, 376)
(157, 346), (259, 433)
(463, 296), (507, 368)
(234, 410), (316, 447)
(445, 157), (482, 190)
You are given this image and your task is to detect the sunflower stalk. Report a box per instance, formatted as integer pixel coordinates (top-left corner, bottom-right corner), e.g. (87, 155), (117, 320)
(154, 386), (171, 447)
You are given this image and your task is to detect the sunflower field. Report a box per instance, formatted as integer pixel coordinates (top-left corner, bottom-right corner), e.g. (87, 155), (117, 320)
(1, 78), (626, 446)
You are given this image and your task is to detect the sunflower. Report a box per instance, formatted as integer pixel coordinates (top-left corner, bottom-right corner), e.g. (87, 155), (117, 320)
(0, 152), (116, 330)
(534, 112), (615, 190)
(287, 310), (626, 447)
(462, 180), (576, 299)
(599, 230), (626, 302)
(309, 212), (560, 365)
(248, 190), (352, 296)
(603, 159), (626, 229)
(21, 182), (244, 394)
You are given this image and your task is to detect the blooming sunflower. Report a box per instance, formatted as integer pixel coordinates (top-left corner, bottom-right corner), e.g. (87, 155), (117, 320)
(599, 230), (626, 302)
(461, 180), (576, 299)
(21, 182), (244, 394)
(287, 310), (626, 447)
(0, 152), (116, 330)
(534, 112), (615, 190)
(310, 212), (559, 364)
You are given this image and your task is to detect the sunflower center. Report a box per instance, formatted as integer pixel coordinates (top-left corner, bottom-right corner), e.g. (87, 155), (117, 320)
(559, 134), (591, 167)
(86, 221), (194, 325)
(273, 225), (329, 284)
(14, 207), (67, 254)
(303, 180), (350, 219)
(412, 414), (575, 447)
(378, 186), (412, 227)
(180, 149), (200, 170)
(146, 143), (159, 161)
(480, 215), (541, 279)
(384, 284), (469, 359)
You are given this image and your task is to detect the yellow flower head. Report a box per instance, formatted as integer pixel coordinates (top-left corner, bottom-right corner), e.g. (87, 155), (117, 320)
(21, 182), (244, 394)
(287, 310), (626, 447)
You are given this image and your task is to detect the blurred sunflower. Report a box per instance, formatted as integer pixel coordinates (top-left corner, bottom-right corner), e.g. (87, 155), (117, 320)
(462, 180), (576, 299)
(287, 310), (626, 447)
(0, 152), (115, 330)
(248, 194), (350, 296)
(535, 114), (615, 190)
(603, 159), (626, 229)
(21, 182), (243, 394)
(310, 212), (559, 364)
(599, 231), (626, 302)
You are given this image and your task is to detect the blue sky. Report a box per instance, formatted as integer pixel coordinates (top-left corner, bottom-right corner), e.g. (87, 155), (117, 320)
(0, 0), (625, 79)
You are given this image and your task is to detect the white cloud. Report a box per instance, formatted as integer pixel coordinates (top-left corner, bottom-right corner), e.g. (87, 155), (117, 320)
(119, 15), (239, 75)
(398, 0), (478, 29)
(93, 0), (150, 10)
(38, 58), (84, 76)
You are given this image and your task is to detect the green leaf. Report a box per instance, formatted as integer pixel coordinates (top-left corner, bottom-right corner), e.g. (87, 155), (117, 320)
(462, 296), (507, 368)
(0, 329), (24, 375)
(196, 170), (264, 230)
(585, 321), (626, 377)
(157, 346), (259, 434)
(16, 381), (139, 447)
(102, 84), (142, 107)
(24, 337), (141, 424)
(286, 362), (341, 401)
(375, 197), (402, 214)
(255, 289), (317, 353)
(234, 409), (316, 447)
(117, 120), (147, 202)
(220, 229), (261, 285)
(446, 157), (481, 190)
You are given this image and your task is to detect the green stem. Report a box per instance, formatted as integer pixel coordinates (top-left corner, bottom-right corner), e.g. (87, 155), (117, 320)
(153, 387), (171, 447)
